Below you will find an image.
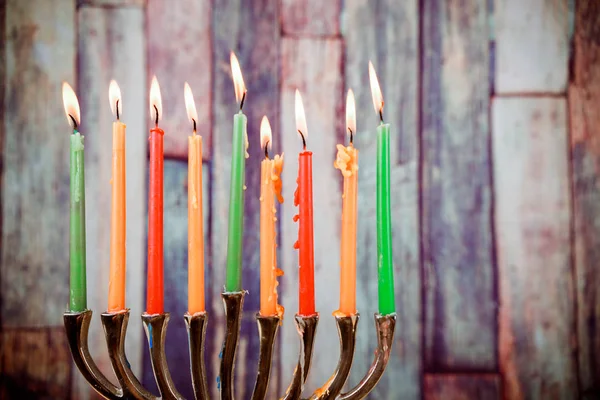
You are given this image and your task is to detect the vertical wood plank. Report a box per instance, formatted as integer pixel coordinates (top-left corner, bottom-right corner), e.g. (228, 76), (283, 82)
(493, 97), (577, 399)
(147, 0), (212, 160)
(1, 0), (75, 325)
(76, 6), (147, 398)
(569, 1), (600, 395)
(211, 1), (280, 398)
(495, 0), (569, 94)
(0, 328), (72, 399)
(424, 374), (501, 400)
(140, 161), (210, 399)
(279, 37), (343, 394)
(281, 0), (341, 37)
(343, 0), (420, 398)
(422, 0), (496, 370)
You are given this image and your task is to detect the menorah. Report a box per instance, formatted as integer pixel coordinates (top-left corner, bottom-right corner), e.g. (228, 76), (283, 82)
(64, 291), (396, 400)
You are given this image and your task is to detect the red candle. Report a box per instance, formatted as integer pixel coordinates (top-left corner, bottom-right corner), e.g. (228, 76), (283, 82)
(294, 90), (315, 316)
(147, 76), (164, 314)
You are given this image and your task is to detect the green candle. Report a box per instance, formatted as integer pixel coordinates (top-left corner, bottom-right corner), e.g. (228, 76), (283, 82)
(376, 123), (395, 315)
(225, 111), (247, 292)
(70, 130), (87, 311)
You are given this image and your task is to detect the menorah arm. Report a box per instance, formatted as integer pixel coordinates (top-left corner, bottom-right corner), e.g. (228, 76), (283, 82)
(307, 314), (359, 400)
(64, 310), (122, 400)
(281, 314), (319, 400)
(219, 291), (245, 400)
(250, 314), (281, 400)
(185, 312), (210, 400)
(142, 313), (185, 400)
(337, 313), (396, 400)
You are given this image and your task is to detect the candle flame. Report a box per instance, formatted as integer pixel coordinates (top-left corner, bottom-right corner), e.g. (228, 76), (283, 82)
(62, 82), (81, 128)
(295, 89), (307, 142)
(346, 89), (356, 138)
(230, 52), (246, 106)
(149, 75), (163, 124)
(184, 82), (198, 130)
(109, 80), (122, 119)
(368, 61), (384, 117)
(260, 116), (272, 154)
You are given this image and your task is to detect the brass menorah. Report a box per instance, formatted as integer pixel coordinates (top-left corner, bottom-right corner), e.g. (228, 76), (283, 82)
(64, 291), (396, 400)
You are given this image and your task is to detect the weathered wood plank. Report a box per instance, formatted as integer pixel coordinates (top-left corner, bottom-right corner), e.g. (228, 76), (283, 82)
(211, 1), (280, 398)
(495, 0), (569, 94)
(342, 0), (420, 398)
(493, 97), (577, 399)
(570, 1), (600, 396)
(0, 328), (72, 399)
(140, 160), (209, 399)
(422, 0), (496, 370)
(1, 0), (75, 326)
(147, 0), (212, 160)
(75, 6), (147, 398)
(424, 374), (501, 400)
(279, 37), (343, 394)
(281, 0), (341, 37)
(77, 0), (145, 7)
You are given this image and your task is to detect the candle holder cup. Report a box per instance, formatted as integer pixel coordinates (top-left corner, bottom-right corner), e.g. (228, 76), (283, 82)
(64, 296), (395, 399)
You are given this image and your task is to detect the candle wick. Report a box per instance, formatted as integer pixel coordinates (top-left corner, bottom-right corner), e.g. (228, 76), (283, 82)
(298, 130), (306, 150)
(348, 127), (353, 144)
(264, 140), (269, 159)
(192, 118), (197, 133)
(240, 91), (246, 112)
(379, 103), (384, 124)
(69, 114), (78, 131)
(154, 104), (159, 127)
(116, 100), (120, 120)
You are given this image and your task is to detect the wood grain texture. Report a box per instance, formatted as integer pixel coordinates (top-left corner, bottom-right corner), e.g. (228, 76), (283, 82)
(495, 0), (569, 94)
(140, 160), (209, 399)
(279, 37), (343, 394)
(211, 1), (280, 398)
(570, 1), (600, 396)
(424, 374), (501, 400)
(281, 0), (341, 37)
(422, 0), (496, 371)
(1, 0), (75, 326)
(75, 6), (147, 399)
(77, 0), (146, 7)
(343, 0), (420, 398)
(493, 97), (577, 399)
(0, 327), (72, 399)
(147, 0), (212, 159)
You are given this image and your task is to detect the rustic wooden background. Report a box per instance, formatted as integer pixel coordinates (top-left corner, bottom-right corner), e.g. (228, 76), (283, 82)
(0, 0), (598, 399)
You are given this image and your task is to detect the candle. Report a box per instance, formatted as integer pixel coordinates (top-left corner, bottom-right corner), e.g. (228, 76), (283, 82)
(294, 90), (316, 316)
(185, 83), (205, 314)
(225, 52), (248, 293)
(369, 62), (395, 315)
(63, 82), (87, 312)
(259, 116), (284, 316)
(335, 89), (358, 316)
(108, 80), (127, 312)
(147, 76), (165, 314)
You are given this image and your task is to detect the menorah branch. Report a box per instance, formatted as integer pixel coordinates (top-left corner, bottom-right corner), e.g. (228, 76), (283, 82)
(250, 314), (281, 400)
(338, 313), (396, 400)
(219, 291), (245, 400)
(307, 314), (359, 400)
(281, 314), (319, 400)
(185, 312), (209, 400)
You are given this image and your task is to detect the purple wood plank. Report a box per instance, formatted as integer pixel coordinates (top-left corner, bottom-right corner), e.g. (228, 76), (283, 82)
(281, 0), (341, 37)
(424, 374), (501, 400)
(569, 0), (600, 395)
(422, 0), (496, 371)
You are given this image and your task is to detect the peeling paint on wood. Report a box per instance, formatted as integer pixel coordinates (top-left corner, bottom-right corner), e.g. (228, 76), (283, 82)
(422, 0), (496, 371)
(281, 0), (341, 37)
(493, 97), (577, 399)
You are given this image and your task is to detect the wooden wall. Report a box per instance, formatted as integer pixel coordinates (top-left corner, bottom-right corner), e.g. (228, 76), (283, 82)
(1, 0), (599, 399)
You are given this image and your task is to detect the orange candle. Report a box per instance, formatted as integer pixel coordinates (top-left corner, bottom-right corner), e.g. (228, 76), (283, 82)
(185, 83), (205, 314)
(108, 80), (127, 312)
(335, 89), (358, 316)
(259, 116), (284, 316)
